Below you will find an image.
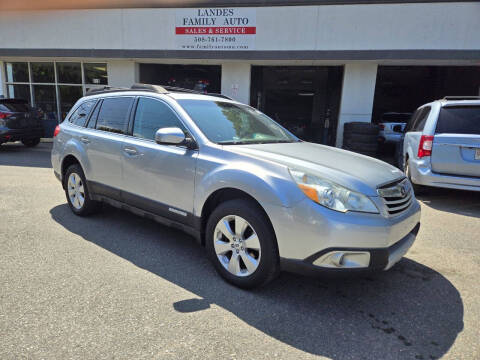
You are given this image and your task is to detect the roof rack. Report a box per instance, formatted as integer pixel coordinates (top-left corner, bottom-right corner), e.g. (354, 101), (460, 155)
(85, 86), (130, 95)
(85, 83), (233, 100)
(131, 83), (169, 93)
(207, 93), (233, 100)
(442, 96), (480, 100)
(160, 85), (233, 99)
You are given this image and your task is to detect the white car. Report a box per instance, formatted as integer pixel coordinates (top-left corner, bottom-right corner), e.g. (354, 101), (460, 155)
(402, 97), (480, 192)
(379, 112), (411, 144)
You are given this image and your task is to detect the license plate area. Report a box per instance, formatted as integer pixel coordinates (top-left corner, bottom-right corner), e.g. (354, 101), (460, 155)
(475, 148), (480, 160)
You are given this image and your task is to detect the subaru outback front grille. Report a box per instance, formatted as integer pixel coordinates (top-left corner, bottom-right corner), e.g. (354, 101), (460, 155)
(377, 178), (412, 216)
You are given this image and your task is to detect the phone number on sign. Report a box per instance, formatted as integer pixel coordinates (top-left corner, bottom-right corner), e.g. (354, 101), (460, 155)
(194, 36), (237, 43)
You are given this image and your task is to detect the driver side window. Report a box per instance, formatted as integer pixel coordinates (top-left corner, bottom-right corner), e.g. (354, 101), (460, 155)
(132, 97), (185, 140)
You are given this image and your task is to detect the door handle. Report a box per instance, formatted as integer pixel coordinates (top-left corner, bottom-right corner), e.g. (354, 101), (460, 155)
(80, 136), (90, 144)
(124, 147), (138, 155)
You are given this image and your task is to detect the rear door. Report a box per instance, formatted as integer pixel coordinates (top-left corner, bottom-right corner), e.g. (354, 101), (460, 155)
(431, 105), (480, 177)
(82, 96), (135, 197)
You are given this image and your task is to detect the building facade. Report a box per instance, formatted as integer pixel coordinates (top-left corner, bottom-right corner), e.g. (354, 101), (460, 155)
(0, 0), (479, 143)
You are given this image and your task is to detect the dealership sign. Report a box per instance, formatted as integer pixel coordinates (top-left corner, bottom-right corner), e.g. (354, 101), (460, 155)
(175, 8), (256, 50)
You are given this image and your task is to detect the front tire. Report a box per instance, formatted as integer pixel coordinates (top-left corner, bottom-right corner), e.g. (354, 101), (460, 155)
(22, 138), (40, 147)
(64, 164), (99, 216)
(206, 199), (280, 289)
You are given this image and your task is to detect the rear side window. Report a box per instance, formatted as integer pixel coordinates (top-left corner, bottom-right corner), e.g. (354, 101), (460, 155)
(132, 97), (185, 140)
(68, 100), (96, 127)
(412, 106), (431, 132)
(95, 97), (134, 134)
(436, 106), (480, 135)
(87, 100), (102, 128)
(404, 110), (420, 132)
(0, 100), (30, 112)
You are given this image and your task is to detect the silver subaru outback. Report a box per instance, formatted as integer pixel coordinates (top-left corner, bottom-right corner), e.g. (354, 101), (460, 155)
(51, 84), (421, 288)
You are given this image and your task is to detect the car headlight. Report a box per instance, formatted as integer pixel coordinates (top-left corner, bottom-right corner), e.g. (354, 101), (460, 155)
(289, 169), (379, 213)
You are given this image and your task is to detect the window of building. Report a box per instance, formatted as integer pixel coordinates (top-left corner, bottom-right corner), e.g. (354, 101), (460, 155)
(31, 62), (55, 83)
(33, 85), (57, 124)
(5, 62), (29, 83)
(59, 85), (84, 120)
(96, 97), (133, 134)
(57, 62), (82, 84)
(133, 97), (185, 140)
(6, 84), (30, 103)
(4, 61), (108, 136)
(84, 63), (108, 85)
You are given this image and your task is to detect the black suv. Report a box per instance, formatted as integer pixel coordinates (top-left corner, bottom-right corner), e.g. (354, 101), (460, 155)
(0, 98), (44, 147)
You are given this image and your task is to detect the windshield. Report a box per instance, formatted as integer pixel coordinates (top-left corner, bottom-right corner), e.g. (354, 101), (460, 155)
(178, 99), (297, 144)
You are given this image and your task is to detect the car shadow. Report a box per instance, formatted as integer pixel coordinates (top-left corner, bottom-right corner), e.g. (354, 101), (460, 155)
(418, 187), (480, 218)
(50, 204), (463, 359)
(0, 142), (53, 168)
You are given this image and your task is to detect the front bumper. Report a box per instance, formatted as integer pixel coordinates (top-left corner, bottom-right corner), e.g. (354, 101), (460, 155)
(410, 158), (480, 192)
(281, 223), (419, 275)
(0, 127), (44, 143)
(264, 195), (421, 274)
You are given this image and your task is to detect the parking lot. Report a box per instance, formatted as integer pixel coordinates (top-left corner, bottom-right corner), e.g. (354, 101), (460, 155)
(0, 142), (479, 360)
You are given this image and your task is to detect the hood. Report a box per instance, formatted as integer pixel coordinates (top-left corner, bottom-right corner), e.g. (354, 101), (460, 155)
(224, 142), (405, 196)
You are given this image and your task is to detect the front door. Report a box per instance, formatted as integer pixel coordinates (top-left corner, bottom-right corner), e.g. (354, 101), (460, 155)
(121, 96), (198, 224)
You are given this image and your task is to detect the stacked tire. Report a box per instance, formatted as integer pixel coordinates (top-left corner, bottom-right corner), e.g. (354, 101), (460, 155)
(342, 122), (380, 157)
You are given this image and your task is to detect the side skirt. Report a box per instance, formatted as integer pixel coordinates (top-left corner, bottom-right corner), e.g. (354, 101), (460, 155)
(91, 194), (202, 244)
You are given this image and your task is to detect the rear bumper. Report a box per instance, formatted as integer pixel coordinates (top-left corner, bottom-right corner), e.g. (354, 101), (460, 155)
(281, 223), (420, 276)
(410, 158), (480, 191)
(0, 127), (44, 142)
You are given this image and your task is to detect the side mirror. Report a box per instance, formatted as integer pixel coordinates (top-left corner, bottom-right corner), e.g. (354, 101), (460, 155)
(392, 125), (404, 133)
(155, 127), (197, 150)
(155, 127), (186, 145)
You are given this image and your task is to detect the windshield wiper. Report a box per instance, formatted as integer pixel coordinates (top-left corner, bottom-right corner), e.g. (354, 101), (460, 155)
(218, 139), (297, 145)
(218, 140), (253, 145)
(261, 140), (294, 144)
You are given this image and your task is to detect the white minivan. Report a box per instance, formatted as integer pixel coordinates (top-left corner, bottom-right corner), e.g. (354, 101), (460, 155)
(402, 96), (480, 192)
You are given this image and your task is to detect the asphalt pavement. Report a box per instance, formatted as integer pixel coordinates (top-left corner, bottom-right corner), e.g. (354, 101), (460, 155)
(0, 142), (479, 359)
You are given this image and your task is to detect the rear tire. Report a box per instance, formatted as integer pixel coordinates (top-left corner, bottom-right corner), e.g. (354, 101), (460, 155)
(206, 199), (280, 289)
(405, 160), (427, 195)
(21, 138), (41, 147)
(64, 164), (99, 216)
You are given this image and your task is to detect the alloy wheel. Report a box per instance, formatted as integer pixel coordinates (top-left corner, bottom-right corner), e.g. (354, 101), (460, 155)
(213, 215), (261, 277)
(67, 173), (85, 210)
